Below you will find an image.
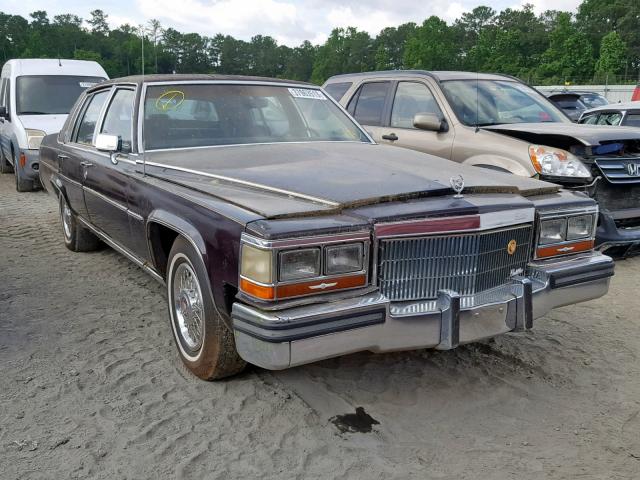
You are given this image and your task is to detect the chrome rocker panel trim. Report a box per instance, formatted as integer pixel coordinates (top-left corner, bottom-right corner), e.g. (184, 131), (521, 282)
(231, 252), (613, 370)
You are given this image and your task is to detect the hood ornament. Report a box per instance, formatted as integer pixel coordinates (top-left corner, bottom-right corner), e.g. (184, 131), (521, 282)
(450, 175), (465, 198)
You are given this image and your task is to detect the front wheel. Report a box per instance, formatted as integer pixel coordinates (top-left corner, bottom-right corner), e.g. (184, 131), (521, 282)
(14, 151), (35, 192)
(0, 149), (13, 174)
(167, 237), (246, 380)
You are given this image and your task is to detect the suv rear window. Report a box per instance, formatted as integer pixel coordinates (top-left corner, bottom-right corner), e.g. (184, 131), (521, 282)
(324, 82), (352, 102)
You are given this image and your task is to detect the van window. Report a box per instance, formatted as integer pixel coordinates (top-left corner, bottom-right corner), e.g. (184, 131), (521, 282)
(101, 89), (135, 152)
(324, 82), (352, 102)
(391, 82), (442, 128)
(352, 82), (390, 126)
(16, 75), (106, 115)
(73, 90), (110, 145)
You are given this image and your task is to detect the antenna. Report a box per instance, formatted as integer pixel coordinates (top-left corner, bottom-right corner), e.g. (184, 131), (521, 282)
(58, 58), (62, 67)
(475, 72), (479, 133)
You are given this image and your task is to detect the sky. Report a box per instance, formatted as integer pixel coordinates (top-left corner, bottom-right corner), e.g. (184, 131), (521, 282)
(0, 0), (583, 46)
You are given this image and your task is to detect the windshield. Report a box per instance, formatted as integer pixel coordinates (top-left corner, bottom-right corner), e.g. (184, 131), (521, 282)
(143, 84), (369, 150)
(16, 75), (106, 115)
(441, 79), (567, 126)
(580, 94), (608, 108)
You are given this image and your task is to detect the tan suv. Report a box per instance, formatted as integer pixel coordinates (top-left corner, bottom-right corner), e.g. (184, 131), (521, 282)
(323, 70), (640, 253)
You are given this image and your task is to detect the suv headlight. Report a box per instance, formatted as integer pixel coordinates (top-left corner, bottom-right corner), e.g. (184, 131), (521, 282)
(25, 129), (46, 150)
(529, 145), (591, 178)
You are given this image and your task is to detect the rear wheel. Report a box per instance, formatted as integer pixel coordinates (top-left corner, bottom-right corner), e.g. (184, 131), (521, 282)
(0, 149), (13, 174)
(167, 237), (246, 380)
(60, 195), (100, 252)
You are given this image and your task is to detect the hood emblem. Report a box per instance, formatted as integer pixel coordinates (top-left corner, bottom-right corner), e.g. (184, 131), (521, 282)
(450, 175), (465, 198)
(507, 239), (517, 255)
(626, 163), (640, 177)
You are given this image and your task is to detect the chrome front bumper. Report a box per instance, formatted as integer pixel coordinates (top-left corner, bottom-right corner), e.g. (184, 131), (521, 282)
(232, 252), (614, 370)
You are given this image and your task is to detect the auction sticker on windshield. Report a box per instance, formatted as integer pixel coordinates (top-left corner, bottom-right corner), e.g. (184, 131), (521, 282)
(79, 82), (99, 88)
(289, 88), (326, 100)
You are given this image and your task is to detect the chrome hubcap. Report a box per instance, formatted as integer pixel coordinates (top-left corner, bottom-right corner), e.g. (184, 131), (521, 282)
(173, 262), (204, 351)
(62, 202), (72, 240)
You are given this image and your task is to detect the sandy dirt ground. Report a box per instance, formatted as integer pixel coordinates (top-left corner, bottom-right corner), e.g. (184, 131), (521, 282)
(1, 173), (639, 480)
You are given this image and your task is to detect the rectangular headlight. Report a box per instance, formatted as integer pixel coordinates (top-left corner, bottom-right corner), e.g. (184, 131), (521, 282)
(539, 218), (566, 245)
(240, 244), (273, 284)
(325, 243), (364, 275)
(567, 214), (594, 240)
(279, 248), (321, 281)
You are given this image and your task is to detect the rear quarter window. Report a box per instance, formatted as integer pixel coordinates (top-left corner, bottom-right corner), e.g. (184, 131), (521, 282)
(324, 82), (352, 102)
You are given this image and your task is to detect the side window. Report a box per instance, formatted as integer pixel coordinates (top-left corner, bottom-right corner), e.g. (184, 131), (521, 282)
(73, 90), (110, 145)
(391, 82), (442, 129)
(579, 114), (598, 125)
(0, 78), (6, 108)
(324, 82), (352, 102)
(352, 82), (390, 126)
(625, 114), (640, 127)
(597, 112), (622, 126)
(100, 89), (135, 152)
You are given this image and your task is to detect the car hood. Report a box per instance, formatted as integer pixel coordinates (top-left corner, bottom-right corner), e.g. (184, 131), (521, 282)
(482, 122), (640, 146)
(143, 142), (558, 219)
(17, 114), (67, 135)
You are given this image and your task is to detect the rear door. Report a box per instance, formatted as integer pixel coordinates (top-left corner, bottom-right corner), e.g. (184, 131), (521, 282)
(346, 81), (392, 142)
(384, 81), (455, 159)
(82, 87), (138, 249)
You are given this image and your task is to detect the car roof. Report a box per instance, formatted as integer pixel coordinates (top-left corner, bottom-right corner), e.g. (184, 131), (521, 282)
(582, 101), (640, 114)
(90, 74), (312, 90)
(324, 70), (518, 83)
(2, 58), (108, 78)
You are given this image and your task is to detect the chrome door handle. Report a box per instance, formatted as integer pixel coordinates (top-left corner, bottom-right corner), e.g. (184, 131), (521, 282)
(80, 161), (94, 167)
(57, 154), (69, 160)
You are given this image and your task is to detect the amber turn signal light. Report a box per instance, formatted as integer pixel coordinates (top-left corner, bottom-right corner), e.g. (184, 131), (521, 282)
(536, 239), (594, 259)
(240, 278), (275, 300)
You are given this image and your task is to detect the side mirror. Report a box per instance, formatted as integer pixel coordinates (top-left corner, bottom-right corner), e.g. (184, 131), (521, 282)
(0, 106), (8, 119)
(413, 113), (448, 132)
(95, 133), (121, 165)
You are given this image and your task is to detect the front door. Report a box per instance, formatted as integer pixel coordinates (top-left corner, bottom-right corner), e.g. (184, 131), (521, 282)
(82, 88), (137, 249)
(382, 81), (455, 160)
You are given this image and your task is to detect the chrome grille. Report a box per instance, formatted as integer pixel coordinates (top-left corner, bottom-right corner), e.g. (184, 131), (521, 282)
(377, 225), (533, 301)
(594, 157), (640, 184)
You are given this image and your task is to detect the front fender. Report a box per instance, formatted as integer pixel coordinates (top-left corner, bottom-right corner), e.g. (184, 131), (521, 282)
(146, 209), (208, 258)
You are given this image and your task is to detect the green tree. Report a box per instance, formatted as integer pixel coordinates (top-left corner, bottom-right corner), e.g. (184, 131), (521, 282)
(373, 23), (416, 70)
(596, 31), (627, 76)
(311, 27), (373, 84)
(87, 9), (109, 36)
(404, 16), (458, 70)
(537, 12), (594, 83)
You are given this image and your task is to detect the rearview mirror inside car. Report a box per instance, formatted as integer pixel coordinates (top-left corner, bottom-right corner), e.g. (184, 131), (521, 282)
(413, 113), (447, 132)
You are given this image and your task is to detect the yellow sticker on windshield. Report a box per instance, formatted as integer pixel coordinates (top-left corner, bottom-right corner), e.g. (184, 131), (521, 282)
(156, 90), (185, 111)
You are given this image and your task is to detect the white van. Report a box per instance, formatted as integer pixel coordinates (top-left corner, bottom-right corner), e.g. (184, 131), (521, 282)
(0, 59), (108, 191)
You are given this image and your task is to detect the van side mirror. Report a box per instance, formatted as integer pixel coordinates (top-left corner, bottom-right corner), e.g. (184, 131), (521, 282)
(413, 113), (448, 132)
(95, 133), (121, 164)
(0, 106), (8, 119)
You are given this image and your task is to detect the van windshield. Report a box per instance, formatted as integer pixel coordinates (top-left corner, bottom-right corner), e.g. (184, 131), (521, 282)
(16, 75), (106, 115)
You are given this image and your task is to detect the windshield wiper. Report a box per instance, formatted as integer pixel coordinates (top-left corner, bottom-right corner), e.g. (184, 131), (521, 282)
(18, 111), (51, 115)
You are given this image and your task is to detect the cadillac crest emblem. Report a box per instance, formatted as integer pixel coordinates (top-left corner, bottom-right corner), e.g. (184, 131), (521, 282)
(450, 174), (465, 198)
